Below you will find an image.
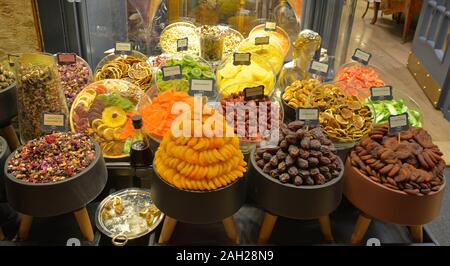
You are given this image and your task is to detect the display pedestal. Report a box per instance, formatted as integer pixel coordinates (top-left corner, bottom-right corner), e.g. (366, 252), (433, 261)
(18, 207), (94, 241)
(0, 125), (20, 150)
(158, 215), (239, 244)
(350, 212), (424, 244)
(344, 159), (444, 245)
(257, 212), (334, 244)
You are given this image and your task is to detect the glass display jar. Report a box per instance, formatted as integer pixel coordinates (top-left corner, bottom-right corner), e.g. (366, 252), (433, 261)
(15, 53), (69, 143)
(197, 25), (226, 64)
(237, 35), (284, 74)
(216, 52), (276, 97)
(159, 22), (200, 55)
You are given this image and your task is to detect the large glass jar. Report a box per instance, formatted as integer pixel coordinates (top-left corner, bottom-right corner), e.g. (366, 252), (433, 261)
(15, 53), (69, 143)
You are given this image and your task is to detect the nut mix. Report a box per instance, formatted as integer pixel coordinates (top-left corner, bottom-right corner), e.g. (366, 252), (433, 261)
(57, 58), (91, 107)
(350, 125), (445, 195)
(221, 27), (243, 58)
(255, 121), (342, 186)
(7, 132), (96, 183)
(282, 79), (321, 109)
(219, 91), (280, 142)
(160, 23), (200, 55)
(310, 83), (373, 143)
(0, 63), (15, 91)
(16, 62), (69, 142)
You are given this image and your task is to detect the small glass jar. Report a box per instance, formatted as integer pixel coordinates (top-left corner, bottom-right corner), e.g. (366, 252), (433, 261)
(197, 25), (225, 64)
(15, 53), (69, 143)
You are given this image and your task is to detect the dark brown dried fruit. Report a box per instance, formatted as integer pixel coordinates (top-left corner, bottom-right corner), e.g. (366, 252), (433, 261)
(298, 149), (309, 159)
(297, 158), (308, 169)
(276, 149), (287, 160)
(262, 164), (272, 174)
(285, 155), (294, 167)
(294, 176), (303, 186)
(277, 161), (287, 172)
(299, 170), (310, 177)
(269, 156), (279, 167)
(286, 134), (298, 144)
(288, 145), (300, 158)
(256, 159), (266, 168)
(300, 136), (311, 149)
(315, 174), (326, 185)
(263, 152), (272, 162)
(288, 166), (299, 177)
(288, 121), (305, 131)
(320, 156), (331, 165)
(309, 150), (322, 158)
(311, 168), (320, 176)
(319, 166), (330, 173)
(308, 157), (319, 167)
(279, 173), (291, 183)
(305, 176), (315, 185)
(270, 169), (279, 178)
(279, 140), (289, 150)
(310, 139), (321, 150)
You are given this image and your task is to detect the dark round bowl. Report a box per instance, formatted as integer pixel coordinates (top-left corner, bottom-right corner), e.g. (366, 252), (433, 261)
(151, 165), (247, 224)
(344, 158), (446, 225)
(0, 136), (10, 201)
(0, 83), (18, 128)
(4, 142), (108, 217)
(281, 97), (297, 123)
(248, 149), (344, 220)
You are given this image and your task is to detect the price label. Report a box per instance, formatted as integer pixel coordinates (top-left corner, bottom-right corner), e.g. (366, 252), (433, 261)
(370, 86), (393, 101)
(388, 113), (409, 134)
(7, 54), (19, 66)
(162, 65), (182, 81)
(309, 60), (329, 76)
(42, 113), (67, 132)
(233, 52), (251, 66)
(297, 107), (320, 126)
(177, 37), (188, 52)
(189, 78), (215, 97)
(56, 53), (76, 65)
(115, 42), (132, 55)
(255, 36), (270, 45)
(265, 21), (277, 31)
(352, 48), (372, 65)
(244, 85), (265, 100)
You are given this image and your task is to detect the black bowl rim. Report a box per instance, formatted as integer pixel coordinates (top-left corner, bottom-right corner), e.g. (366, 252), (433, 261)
(0, 136), (8, 159)
(4, 139), (103, 187)
(250, 148), (344, 190)
(0, 82), (16, 96)
(153, 162), (245, 194)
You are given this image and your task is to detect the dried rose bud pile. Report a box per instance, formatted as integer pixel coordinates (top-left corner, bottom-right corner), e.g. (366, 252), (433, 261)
(255, 121), (342, 186)
(57, 60), (91, 107)
(350, 125), (445, 195)
(7, 132), (96, 183)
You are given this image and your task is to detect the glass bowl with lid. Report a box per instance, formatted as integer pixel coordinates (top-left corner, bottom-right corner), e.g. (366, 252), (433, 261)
(160, 22), (200, 56)
(249, 24), (292, 61)
(237, 35), (284, 74)
(154, 53), (215, 95)
(216, 52), (276, 97)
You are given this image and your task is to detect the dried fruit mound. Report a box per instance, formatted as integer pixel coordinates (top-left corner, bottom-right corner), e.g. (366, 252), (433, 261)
(154, 114), (247, 191)
(122, 90), (195, 139)
(350, 125), (445, 195)
(7, 132), (96, 183)
(255, 121), (342, 186)
(335, 64), (385, 97)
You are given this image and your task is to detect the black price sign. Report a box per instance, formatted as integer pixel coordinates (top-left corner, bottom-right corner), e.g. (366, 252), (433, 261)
(233, 52), (251, 66)
(7, 54), (19, 67)
(189, 78), (215, 97)
(56, 53), (76, 65)
(162, 65), (182, 81)
(297, 107), (320, 126)
(388, 113), (409, 134)
(370, 86), (393, 101)
(177, 37), (188, 52)
(244, 85), (265, 100)
(42, 113), (67, 132)
(265, 21), (277, 31)
(255, 36), (270, 45)
(309, 60), (329, 77)
(352, 48), (372, 65)
(115, 42), (132, 55)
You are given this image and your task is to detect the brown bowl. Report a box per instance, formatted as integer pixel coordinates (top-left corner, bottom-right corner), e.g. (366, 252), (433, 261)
(343, 158), (446, 225)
